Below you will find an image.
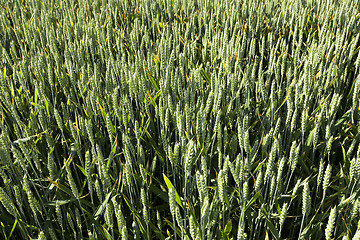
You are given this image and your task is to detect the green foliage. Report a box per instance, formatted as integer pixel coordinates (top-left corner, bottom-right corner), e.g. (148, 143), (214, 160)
(0, 0), (360, 239)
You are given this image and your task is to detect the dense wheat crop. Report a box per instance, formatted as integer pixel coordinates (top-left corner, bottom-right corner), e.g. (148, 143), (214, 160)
(0, 0), (360, 239)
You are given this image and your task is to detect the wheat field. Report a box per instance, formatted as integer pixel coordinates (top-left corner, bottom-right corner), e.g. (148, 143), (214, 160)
(0, 0), (360, 239)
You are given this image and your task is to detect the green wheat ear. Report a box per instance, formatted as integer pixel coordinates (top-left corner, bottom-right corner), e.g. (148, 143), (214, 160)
(302, 182), (311, 216)
(0, 187), (18, 217)
(325, 207), (337, 240)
